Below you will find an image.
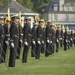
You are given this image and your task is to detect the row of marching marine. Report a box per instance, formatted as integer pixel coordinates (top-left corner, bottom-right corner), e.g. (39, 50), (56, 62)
(0, 14), (75, 67)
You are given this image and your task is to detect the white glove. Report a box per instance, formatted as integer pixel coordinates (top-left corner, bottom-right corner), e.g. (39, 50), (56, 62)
(50, 41), (52, 43)
(71, 38), (72, 41)
(42, 41), (44, 44)
(6, 34), (10, 37)
(5, 41), (9, 46)
(57, 40), (59, 42)
(20, 39), (23, 43)
(32, 41), (36, 45)
(37, 41), (41, 44)
(24, 42), (28, 46)
(11, 43), (14, 48)
(47, 40), (50, 43)
(66, 40), (67, 42)
(20, 33), (23, 36)
(60, 38), (62, 40)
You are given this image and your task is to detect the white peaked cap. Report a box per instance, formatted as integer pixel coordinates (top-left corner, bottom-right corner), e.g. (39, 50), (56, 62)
(38, 19), (44, 22)
(57, 25), (60, 28)
(0, 16), (4, 19)
(47, 20), (51, 23)
(25, 17), (31, 20)
(11, 14), (19, 18)
(52, 23), (55, 26)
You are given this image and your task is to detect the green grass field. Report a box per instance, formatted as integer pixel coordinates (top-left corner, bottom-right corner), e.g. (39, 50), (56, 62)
(0, 46), (75, 75)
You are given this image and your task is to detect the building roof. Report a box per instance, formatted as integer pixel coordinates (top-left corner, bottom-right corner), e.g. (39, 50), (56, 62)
(0, 0), (34, 13)
(43, 0), (75, 13)
(63, 2), (75, 6)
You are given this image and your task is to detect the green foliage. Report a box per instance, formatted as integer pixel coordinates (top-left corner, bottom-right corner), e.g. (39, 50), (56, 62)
(31, 0), (50, 13)
(17, 0), (33, 9)
(0, 0), (10, 6)
(0, 0), (50, 14)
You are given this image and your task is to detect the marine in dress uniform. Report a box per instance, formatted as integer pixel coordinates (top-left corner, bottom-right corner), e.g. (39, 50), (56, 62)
(16, 23), (23, 59)
(64, 28), (68, 51)
(45, 20), (53, 56)
(51, 24), (56, 54)
(35, 19), (44, 59)
(70, 30), (73, 47)
(31, 22), (38, 57)
(0, 16), (4, 63)
(60, 25), (64, 47)
(73, 30), (75, 46)
(67, 31), (70, 49)
(41, 27), (45, 54)
(2, 23), (10, 61)
(22, 17), (32, 63)
(52, 24), (56, 45)
(9, 14), (19, 67)
(56, 26), (60, 52)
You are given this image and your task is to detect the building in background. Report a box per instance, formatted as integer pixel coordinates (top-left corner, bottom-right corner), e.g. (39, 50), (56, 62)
(43, 0), (75, 30)
(0, 0), (39, 28)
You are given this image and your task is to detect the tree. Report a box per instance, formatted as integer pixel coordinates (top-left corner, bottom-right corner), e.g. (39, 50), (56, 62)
(32, 0), (50, 13)
(0, 0), (10, 6)
(20, 0), (33, 9)
(0, 0), (50, 14)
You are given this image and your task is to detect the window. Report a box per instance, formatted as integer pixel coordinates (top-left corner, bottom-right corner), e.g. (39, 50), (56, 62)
(54, 14), (58, 21)
(54, 4), (58, 11)
(66, 7), (69, 11)
(72, 7), (75, 11)
(65, 14), (69, 21)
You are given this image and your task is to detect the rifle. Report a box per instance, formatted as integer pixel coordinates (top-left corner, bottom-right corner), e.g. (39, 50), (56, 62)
(0, 45), (12, 73)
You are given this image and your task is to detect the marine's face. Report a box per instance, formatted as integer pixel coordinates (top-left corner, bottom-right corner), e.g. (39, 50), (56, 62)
(0, 19), (4, 25)
(47, 22), (52, 26)
(39, 21), (43, 26)
(35, 25), (38, 29)
(15, 18), (19, 24)
(26, 19), (31, 25)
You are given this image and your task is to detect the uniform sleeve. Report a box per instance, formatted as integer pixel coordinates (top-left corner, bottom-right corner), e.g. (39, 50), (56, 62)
(56, 30), (60, 38)
(4, 24), (8, 34)
(37, 26), (40, 39)
(10, 24), (16, 39)
(0, 27), (2, 43)
(45, 26), (49, 39)
(23, 25), (28, 41)
(32, 28), (36, 39)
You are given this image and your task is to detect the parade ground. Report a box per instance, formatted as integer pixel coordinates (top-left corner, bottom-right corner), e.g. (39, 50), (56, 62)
(0, 46), (75, 75)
